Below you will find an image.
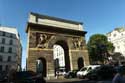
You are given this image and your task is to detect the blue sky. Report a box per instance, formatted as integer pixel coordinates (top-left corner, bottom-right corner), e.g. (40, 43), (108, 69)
(0, 0), (125, 69)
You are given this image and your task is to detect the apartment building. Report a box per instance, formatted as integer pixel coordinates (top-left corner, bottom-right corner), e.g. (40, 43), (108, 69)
(106, 27), (125, 57)
(0, 26), (22, 75)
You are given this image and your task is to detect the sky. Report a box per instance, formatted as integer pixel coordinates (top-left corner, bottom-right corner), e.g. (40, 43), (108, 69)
(0, 0), (125, 69)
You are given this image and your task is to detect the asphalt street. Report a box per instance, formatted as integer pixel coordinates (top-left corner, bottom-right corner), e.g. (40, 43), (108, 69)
(46, 78), (112, 83)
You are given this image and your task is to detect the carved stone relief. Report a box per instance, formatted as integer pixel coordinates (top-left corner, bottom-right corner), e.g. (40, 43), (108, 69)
(37, 33), (54, 48)
(30, 32), (36, 39)
(72, 37), (85, 49)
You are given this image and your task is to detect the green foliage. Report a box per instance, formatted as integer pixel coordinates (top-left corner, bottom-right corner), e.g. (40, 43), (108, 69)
(107, 42), (115, 52)
(87, 34), (114, 64)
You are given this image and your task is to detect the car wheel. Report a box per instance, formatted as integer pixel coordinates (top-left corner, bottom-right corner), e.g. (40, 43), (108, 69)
(69, 75), (72, 78)
(89, 76), (97, 80)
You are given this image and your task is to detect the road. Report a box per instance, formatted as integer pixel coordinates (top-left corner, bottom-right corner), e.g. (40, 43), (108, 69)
(46, 78), (112, 83)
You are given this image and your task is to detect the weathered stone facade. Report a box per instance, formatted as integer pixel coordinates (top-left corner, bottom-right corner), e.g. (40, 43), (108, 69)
(26, 12), (89, 79)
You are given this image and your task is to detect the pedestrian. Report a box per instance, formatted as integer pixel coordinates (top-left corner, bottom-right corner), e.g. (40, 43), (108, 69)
(8, 68), (16, 83)
(112, 66), (125, 83)
(113, 61), (120, 73)
(55, 71), (60, 79)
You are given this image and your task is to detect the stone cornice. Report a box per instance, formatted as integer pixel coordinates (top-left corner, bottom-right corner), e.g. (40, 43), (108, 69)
(26, 22), (87, 36)
(30, 12), (83, 25)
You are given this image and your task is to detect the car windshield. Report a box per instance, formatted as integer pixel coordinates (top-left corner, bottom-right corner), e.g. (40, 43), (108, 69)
(89, 67), (100, 73)
(87, 67), (92, 71)
(80, 67), (87, 71)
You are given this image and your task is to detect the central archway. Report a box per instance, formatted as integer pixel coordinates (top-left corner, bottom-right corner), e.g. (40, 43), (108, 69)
(53, 40), (70, 76)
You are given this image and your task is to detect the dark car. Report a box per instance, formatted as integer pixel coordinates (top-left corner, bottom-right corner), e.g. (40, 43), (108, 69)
(8, 71), (46, 83)
(64, 70), (78, 78)
(86, 65), (116, 80)
(0, 71), (8, 82)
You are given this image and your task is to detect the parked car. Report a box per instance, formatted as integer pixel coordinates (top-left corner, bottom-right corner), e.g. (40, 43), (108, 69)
(56, 68), (66, 76)
(0, 71), (8, 82)
(0, 76), (7, 82)
(8, 71), (46, 83)
(77, 65), (100, 78)
(86, 65), (116, 80)
(64, 70), (78, 78)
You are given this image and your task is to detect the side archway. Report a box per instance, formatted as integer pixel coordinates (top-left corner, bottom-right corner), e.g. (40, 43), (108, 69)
(77, 57), (84, 70)
(36, 57), (47, 77)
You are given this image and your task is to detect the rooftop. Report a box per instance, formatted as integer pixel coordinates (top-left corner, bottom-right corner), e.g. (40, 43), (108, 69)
(26, 12), (84, 32)
(30, 12), (83, 24)
(106, 27), (125, 35)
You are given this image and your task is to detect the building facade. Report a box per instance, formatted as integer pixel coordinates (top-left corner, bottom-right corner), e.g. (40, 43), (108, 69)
(0, 26), (22, 75)
(26, 12), (89, 79)
(106, 27), (125, 57)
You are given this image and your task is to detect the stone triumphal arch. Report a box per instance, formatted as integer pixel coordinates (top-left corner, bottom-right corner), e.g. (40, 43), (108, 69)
(26, 12), (89, 79)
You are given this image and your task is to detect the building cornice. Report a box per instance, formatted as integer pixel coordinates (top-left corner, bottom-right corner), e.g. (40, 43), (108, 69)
(30, 12), (83, 25)
(26, 12), (84, 33)
(26, 22), (87, 36)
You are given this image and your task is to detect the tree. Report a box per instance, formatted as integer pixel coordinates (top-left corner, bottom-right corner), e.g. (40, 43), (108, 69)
(87, 34), (114, 64)
(107, 42), (114, 53)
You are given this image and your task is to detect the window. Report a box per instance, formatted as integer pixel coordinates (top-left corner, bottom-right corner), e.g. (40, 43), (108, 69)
(8, 47), (12, 53)
(18, 33), (20, 38)
(5, 65), (8, 71)
(8, 56), (11, 62)
(2, 38), (5, 44)
(9, 40), (13, 45)
(113, 34), (116, 37)
(0, 56), (2, 62)
(2, 32), (5, 36)
(0, 46), (4, 52)
(0, 65), (2, 71)
(10, 34), (13, 38)
(108, 38), (111, 41)
(117, 46), (120, 49)
(121, 33), (123, 36)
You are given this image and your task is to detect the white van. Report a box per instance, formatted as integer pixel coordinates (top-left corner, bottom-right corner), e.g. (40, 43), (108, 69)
(77, 65), (100, 78)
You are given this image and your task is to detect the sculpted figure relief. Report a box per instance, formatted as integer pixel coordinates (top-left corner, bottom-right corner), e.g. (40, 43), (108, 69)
(39, 34), (47, 44)
(37, 33), (50, 48)
(72, 37), (84, 49)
